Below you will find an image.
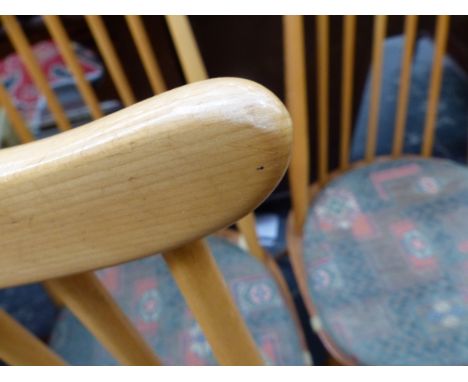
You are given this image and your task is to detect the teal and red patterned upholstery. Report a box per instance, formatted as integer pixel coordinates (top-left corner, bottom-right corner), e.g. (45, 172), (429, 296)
(303, 157), (468, 365)
(49, 236), (309, 365)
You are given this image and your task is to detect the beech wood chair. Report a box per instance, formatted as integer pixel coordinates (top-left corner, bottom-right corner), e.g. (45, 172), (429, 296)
(0, 15), (309, 366)
(284, 15), (468, 365)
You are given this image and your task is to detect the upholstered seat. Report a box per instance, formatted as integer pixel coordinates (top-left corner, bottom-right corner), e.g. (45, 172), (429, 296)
(50, 236), (308, 365)
(302, 157), (468, 365)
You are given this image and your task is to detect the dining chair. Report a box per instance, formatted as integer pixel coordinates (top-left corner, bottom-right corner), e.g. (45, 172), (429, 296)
(0, 15), (309, 365)
(284, 15), (468, 365)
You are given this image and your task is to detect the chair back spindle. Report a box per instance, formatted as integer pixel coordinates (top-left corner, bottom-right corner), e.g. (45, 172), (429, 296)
(125, 16), (167, 94)
(316, 15), (330, 185)
(0, 16), (71, 131)
(365, 15), (387, 162)
(392, 15), (418, 157)
(422, 15), (451, 157)
(84, 16), (136, 106)
(339, 15), (356, 170)
(43, 15), (104, 120)
(283, 16), (310, 234)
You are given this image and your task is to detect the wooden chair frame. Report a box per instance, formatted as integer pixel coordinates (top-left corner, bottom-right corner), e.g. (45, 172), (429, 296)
(0, 15), (308, 366)
(283, 15), (451, 365)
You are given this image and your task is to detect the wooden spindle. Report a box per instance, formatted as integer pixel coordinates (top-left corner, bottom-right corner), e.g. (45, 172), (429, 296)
(365, 15), (387, 162)
(43, 15), (103, 120)
(44, 272), (161, 365)
(163, 240), (264, 365)
(392, 16), (418, 157)
(236, 214), (267, 262)
(125, 16), (167, 94)
(85, 16), (136, 106)
(316, 15), (329, 184)
(0, 310), (66, 365)
(0, 81), (34, 143)
(421, 15), (450, 157)
(165, 16), (208, 82)
(339, 15), (356, 170)
(1, 15), (71, 132)
(283, 16), (310, 233)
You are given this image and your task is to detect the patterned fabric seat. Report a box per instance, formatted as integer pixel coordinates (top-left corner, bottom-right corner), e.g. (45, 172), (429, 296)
(49, 236), (308, 365)
(303, 157), (468, 365)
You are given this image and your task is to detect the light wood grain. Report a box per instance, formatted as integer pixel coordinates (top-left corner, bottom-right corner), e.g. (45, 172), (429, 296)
(283, 15), (310, 234)
(165, 16), (208, 82)
(365, 15), (387, 162)
(45, 272), (161, 365)
(163, 239), (264, 365)
(0, 15), (71, 132)
(85, 16), (136, 107)
(392, 15), (418, 157)
(0, 310), (66, 365)
(422, 15), (450, 157)
(316, 15), (329, 184)
(44, 15), (103, 120)
(340, 15), (356, 170)
(0, 78), (291, 288)
(165, 15), (263, 258)
(125, 16), (167, 94)
(0, 81), (34, 143)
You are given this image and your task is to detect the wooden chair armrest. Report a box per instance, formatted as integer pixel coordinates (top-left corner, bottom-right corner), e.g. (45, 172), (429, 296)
(0, 77), (291, 287)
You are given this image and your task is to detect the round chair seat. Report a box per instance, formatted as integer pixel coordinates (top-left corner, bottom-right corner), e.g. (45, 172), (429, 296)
(302, 157), (468, 365)
(49, 236), (308, 365)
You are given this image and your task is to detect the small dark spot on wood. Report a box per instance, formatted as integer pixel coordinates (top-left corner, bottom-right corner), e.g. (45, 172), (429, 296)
(256, 165), (265, 171)
(128, 176), (136, 181)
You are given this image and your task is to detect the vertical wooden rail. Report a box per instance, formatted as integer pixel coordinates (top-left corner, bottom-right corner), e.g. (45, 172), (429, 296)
(166, 15), (265, 262)
(45, 273), (161, 365)
(125, 16), (167, 94)
(165, 16), (208, 82)
(316, 15), (329, 184)
(0, 310), (66, 365)
(0, 82), (34, 143)
(0, 15), (71, 132)
(365, 15), (387, 162)
(283, 16), (310, 233)
(85, 15), (136, 107)
(43, 16), (103, 120)
(340, 15), (356, 170)
(392, 15), (418, 157)
(163, 240), (264, 365)
(422, 15), (450, 157)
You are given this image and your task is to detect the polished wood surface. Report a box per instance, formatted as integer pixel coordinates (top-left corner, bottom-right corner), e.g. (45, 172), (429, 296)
(0, 78), (291, 288)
